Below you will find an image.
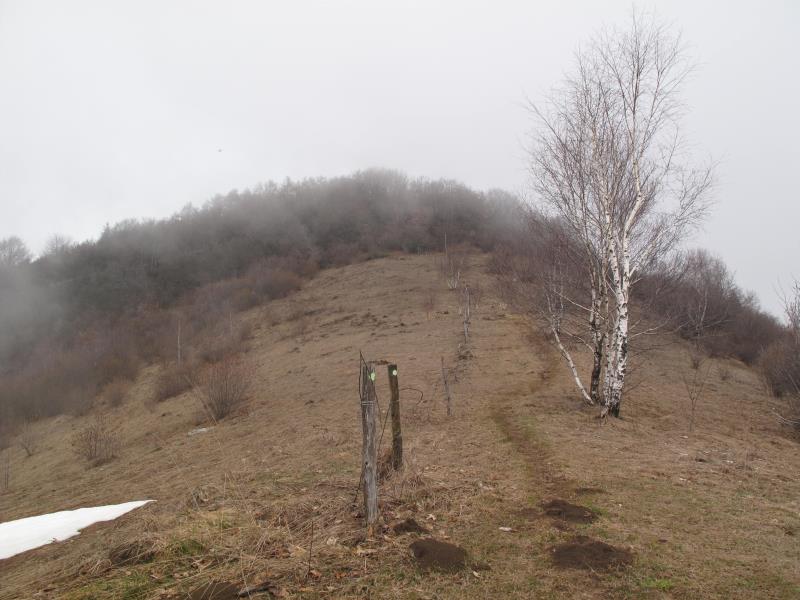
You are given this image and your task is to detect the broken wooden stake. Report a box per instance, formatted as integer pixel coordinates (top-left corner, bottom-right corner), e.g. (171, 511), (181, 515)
(441, 356), (452, 417)
(388, 364), (403, 471)
(359, 359), (379, 535)
(463, 284), (471, 344)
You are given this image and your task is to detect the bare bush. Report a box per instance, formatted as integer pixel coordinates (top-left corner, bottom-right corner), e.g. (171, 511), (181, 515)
(759, 341), (798, 398)
(437, 246), (468, 290)
(71, 414), (120, 466)
(717, 364), (732, 382)
(103, 378), (132, 407)
(196, 360), (252, 421)
(198, 321), (251, 364)
(759, 282), (800, 429)
(153, 363), (195, 402)
(469, 282), (483, 311)
(245, 261), (304, 301)
(422, 289), (436, 320)
(688, 350), (704, 371)
(1, 451), (10, 492)
(18, 420), (39, 457)
(683, 353), (712, 433)
(263, 307), (280, 327)
(284, 304), (312, 338)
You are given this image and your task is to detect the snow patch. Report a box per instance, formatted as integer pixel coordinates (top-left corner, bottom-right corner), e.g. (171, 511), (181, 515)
(188, 427), (213, 436)
(0, 500), (153, 560)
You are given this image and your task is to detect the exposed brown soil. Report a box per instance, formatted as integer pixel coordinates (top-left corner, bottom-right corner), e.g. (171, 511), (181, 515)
(188, 580), (240, 599)
(391, 517), (426, 535)
(410, 538), (468, 572)
(541, 499), (598, 524)
(550, 536), (633, 571)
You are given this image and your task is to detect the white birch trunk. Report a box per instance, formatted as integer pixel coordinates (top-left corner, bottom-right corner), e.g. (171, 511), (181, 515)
(551, 323), (593, 405)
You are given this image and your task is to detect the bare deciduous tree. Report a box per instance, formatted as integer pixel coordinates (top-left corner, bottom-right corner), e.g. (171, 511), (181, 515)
(43, 234), (74, 257)
(0, 236), (32, 268)
(683, 353), (711, 432)
(529, 12), (713, 417)
(766, 281), (800, 429)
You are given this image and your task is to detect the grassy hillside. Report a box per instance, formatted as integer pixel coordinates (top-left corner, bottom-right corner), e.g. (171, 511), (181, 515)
(1, 253), (798, 599)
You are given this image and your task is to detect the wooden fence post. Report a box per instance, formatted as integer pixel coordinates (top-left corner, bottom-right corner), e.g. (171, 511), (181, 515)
(463, 284), (470, 344)
(387, 364), (402, 471)
(441, 356), (452, 417)
(359, 359), (379, 535)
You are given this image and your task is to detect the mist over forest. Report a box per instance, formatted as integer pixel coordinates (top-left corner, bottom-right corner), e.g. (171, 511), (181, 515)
(0, 170), (521, 421)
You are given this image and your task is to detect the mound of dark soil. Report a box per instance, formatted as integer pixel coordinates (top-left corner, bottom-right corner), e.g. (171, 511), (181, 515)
(550, 536), (633, 571)
(188, 581), (239, 600)
(542, 499), (598, 523)
(410, 538), (467, 572)
(392, 518), (426, 535)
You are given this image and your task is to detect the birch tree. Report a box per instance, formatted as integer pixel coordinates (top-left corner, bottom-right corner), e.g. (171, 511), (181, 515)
(530, 12), (713, 417)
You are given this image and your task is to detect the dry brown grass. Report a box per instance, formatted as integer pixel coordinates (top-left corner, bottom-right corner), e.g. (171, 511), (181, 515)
(0, 253), (798, 599)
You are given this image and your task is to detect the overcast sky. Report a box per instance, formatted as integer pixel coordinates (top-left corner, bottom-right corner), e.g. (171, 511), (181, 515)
(1, 1), (798, 315)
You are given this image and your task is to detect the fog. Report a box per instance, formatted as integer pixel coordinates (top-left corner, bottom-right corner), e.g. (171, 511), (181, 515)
(1, 0), (798, 314)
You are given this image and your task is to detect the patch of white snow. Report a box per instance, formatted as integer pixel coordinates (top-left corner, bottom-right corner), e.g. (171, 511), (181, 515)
(0, 500), (153, 560)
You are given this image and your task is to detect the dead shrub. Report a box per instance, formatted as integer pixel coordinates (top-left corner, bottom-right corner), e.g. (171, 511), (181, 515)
(71, 414), (120, 466)
(18, 420), (39, 457)
(103, 378), (132, 407)
(422, 289), (436, 320)
(759, 339), (800, 398)
(197, 320), (252, 364)
(153, 363), (195, 402)
(199, 336), (242, 364)
(717, 363), (732, 382)
(196, 360), (252, 421)
(290, 315), (309, 338)
(1, 451), (10, 492)
(263, 307), (280, 327)
(759, 339), (800, 430)
(688, 349), (704, 371)
(94, 342), (140, 387)
(283, 304), (311, 338)
(246, 262), (304, 300)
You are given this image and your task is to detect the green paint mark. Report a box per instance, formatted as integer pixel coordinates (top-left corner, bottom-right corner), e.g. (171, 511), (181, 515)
(369, 371), (376, 381)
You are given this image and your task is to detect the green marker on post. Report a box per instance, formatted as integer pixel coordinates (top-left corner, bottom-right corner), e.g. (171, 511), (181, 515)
(369, 371), (376, 382)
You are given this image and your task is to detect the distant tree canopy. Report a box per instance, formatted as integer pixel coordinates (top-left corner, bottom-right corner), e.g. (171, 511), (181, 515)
(0, 236), (32, 268)
(0, 170), (518, 374)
